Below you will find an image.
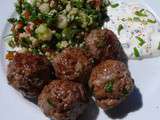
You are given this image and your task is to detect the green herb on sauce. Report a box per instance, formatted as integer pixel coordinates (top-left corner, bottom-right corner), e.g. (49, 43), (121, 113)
(47, 98), (54, 107)
(137, 36), (145, 46)
(118, 24), (124, 35)
(110, 3), (119, 8)
(133, 47), (140, 57)
(158, 42), (160, 50)
(133, 17), (141, 22)
(104, 81), (114, 93)
(135, 9), (147, 17)
(147, 19), (156, 24)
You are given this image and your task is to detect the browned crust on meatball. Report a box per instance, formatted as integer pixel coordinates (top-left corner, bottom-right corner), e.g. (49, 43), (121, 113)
(52, 48), (93, 84)
(89, 60), (134, 110)
(7, 52), (54, 98)
(38, 80), (89, 120)
(85, 29), (128, 64)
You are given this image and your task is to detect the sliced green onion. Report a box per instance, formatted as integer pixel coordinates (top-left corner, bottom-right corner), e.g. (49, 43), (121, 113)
(137, 36), (145, 46)
(104, 81), (114, 93)
(135, 9), (147, 17)
(133, 17), (141, 22)
(133, 47), (140, 57)
(118, 24), (124, 35)
(110, 3), (119, 8)
(147, 19), (156, 24)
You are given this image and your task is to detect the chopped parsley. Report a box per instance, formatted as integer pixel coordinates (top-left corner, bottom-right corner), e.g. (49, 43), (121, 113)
(133, 17), (141, 22)
(133, 47), (140, 57)
(110, 3), (119, 8)
(147, 19), (156, 24)
(104, 81), (114, 93)
(47, 98), (54, 107)
(8, 18), (17, 24)
(136, 36), (145, 46)
(135, 9), (147, 17)
(118, 24), (124, 35)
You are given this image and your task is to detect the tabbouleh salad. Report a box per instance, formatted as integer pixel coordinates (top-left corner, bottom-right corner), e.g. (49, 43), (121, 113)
(7, 0), (108, 59)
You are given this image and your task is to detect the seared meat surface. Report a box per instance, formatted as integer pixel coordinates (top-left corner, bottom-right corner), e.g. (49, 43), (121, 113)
(89, 60), (134, 110)
(38, 80), (89, 120)
(52, 48), (93, 84)
(85, 29), (128, 64)
(7, 52), (54, 98)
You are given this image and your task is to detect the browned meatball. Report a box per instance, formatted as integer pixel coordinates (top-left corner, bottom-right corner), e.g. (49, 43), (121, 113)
(38, 80), (89, 120)
(85, 29), (128, 64)
(7, 52), (54, 98)
(52, 48), (92, 84)
(89, 60), (134, 110)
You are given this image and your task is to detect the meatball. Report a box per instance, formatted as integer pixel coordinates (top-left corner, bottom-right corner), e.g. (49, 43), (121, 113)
(38, 80), (89, 120)
(52, 48), (92, 84)
(89, 60), (134, 110)
(85, 29), (128, 64)
(7, 52), (54, 98)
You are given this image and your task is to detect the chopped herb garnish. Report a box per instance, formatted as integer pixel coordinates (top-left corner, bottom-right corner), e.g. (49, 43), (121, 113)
(47, 98), (54, 107)
(15, 3), (22, 14)
(147, 19), (156, 24)
(104, 81), (114, 93)
(8, 18), (17, 24)
(133, 47), (140, 57)
(133, 17), (141, 22)
(135, 9), (147, 17)
(8, 39), (16, 48)
(118, 24), (124, 35)
(158, 42), (160, 50)
(110, 3), (119, 8)
(21, 38), (32, 47)
(136, 36), (145, 46)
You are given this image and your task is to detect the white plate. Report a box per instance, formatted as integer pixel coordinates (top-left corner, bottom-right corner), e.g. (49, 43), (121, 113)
(0, 0), (160, 120)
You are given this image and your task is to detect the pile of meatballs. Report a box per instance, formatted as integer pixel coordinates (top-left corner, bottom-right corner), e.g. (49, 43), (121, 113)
(7, 29), (134, 120)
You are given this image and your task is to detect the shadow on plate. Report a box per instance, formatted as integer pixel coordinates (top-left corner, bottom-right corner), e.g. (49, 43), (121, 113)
(25, 97), (38, 105)
(78, 99), (99, 120)
(105, 86), (143, 119)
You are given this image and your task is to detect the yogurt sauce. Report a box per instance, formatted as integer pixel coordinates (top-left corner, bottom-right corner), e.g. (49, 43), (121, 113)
(104, 0), (160, 59)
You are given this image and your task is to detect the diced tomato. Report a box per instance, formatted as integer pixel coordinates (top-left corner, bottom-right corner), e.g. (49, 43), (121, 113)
(26, 24), (31, 33)
(17, 21), (23, 30)
(23, 10), (30, 20)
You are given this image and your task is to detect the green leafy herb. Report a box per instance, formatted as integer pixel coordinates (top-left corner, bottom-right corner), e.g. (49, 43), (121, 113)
(137, 36), (145, 46)
(158, 42), (160, 50)
(32, 48), (39, 55)
(8, 39), (16, 48)
(133, 17), (141, 22)
(73, 0), (84, 9)
(20, 15), (27, 25)
(47, 98), (54, 107)
(111, 3), (119, 8)
(147, 19), (156, 24)
(21, 38), (32, 47)
(15, 3), (22, 14)
(104, 81), (114, 93)
(135, 9), (147, 17)
(8, 18), (17, 24)
(118, 24), (124, 35)
(23, 1), (32, 12)
(133, 47), (140, 57)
